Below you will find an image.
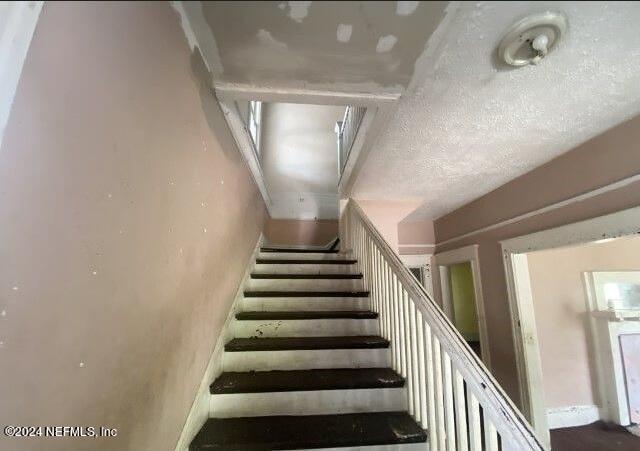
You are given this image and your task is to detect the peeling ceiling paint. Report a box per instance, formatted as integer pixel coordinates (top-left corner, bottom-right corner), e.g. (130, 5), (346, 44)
(352, 1), (640, 220)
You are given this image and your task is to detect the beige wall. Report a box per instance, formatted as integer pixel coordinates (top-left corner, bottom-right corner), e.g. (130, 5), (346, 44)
(527, 236), (640, 409)
(398, 219), (435, 255)
(264, 218), (338, 246)
(357, 200), (422, 252)
(260, 102), (343, 219)
(434, 114), (640, 406)
(0, 3), (265, 450)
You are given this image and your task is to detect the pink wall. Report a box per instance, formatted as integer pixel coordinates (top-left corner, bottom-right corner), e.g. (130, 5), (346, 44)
(527, 236), (640, 409)
(398, 220), (435, 255)
(0, 3), (265, 450)
(356, 200), (423, 252)
(264, 218), (338, 246)
(434, 114), (640, 406)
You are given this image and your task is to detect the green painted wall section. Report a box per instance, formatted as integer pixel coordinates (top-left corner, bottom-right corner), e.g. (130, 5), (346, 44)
(449, 262), (479, 341)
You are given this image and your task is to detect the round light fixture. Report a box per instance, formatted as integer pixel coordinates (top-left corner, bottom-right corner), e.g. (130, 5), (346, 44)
(498, 12), (567, 67)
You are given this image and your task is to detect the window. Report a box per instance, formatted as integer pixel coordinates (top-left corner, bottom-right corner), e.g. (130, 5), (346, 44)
(247, 100), (262, 154)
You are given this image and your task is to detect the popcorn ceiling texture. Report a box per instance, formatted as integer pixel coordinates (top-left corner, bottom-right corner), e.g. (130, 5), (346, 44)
(352, 1), (640, 220)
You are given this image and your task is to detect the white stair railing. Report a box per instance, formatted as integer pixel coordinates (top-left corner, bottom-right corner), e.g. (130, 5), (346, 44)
(345, 200), (545, 451)
(336, 106), (366, 174)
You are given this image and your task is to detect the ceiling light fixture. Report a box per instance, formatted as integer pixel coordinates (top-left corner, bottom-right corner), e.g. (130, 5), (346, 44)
(498, 12), (567, 67)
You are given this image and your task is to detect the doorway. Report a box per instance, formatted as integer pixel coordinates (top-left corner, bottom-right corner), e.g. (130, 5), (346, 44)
(501, 206), (640, 448)
(434, 244), (492, 368)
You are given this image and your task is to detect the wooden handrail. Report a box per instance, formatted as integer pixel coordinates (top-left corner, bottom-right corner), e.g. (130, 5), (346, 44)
(347, 199), (545, 451)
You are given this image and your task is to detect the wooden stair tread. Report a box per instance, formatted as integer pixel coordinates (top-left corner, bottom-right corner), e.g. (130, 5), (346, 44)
(261, 247), (340, 253)
(225, 336), (389, 352)
(244, 290), (369, 298)
(190, 412), (427, 450)
(256, 258), (357, 265)
(210, 368), (404, 394)
(250, 273), (362, 279)
(236, 311), (377, 320)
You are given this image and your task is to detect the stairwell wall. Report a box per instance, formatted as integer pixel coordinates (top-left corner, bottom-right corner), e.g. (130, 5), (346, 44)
(0, 2), (265, 450)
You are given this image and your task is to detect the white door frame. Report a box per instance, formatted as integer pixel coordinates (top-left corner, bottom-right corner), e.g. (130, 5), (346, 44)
(501, 205), (640, 447)
(433, 244), (492, 370)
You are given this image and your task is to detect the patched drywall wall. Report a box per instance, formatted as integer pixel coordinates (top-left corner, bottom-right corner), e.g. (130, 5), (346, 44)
(261, 102), (344, 219)
(178, 1), (447, 93)
(527, 236), (640, 410)
(434, 114), (640, 407)
(353, 1), (640, 219)
(264, 218), (338, 247)
(0, 3), (265, 450)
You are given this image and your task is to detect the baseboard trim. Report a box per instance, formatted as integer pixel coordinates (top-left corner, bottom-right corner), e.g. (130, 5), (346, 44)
(173, 233), (263, 451)
(547, 404), (603, 429)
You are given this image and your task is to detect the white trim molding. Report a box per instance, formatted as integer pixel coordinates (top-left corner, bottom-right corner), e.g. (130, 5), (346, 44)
(0, 1), (43, 149)
(547, 405), (603, 430)
(439, 172), (640, 247)
(173, 234), (263, 451)
(433, 244), (492, 370)
(217, 98), (273, 215)
(501, 205), (640, 447)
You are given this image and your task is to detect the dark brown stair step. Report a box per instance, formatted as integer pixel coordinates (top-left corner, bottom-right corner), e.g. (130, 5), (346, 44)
(236, 311), (377, 320)
(210, 368), (404, 394)
(225, 336), (389, 352)
(244, 290), (369, 298)
(261, 247), (340, 253)
(256, 258), (357, 265)
(250, 273), (362, 279)
(190, 412), (427, 450)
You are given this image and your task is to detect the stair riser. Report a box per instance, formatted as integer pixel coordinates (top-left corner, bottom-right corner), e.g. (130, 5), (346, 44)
(242, 297), (371, 311)
(253, 263), (357, 274)
(258, 252), (351, 260)
(233, 318), (379, 338)
(246, 278), (364, 291)
(309, 444), (428, 451)
(222, 348), (390, 371)
(209, 388), (407, 418)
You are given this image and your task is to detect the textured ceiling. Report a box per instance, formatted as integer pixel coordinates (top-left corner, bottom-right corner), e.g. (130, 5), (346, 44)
(352, 1), (640, 220)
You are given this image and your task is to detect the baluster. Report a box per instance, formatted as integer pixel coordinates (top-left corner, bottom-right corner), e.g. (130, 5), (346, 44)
(371, 245), (377, 315)
(396, 281), (406, 376)
(443, 352), (456, 451)
(367, 236), (372, 298)
(484, 417), (499, 451)
(401, 290), (413, 415)
(409, 301), (421, 423)
(433, 336), (446, 451)
(392, 274), (402, 371)
(371, 240), (378, 314)
(378, 257), (385, 336)
(454, 367), (469, 451)
(424, 322), (437, 450)
(416, 311), (428, 428)
(385, 265), (395, 364)
(468, 391), (482, 451)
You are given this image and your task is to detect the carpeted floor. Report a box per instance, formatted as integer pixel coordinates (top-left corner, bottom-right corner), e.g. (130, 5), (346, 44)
(550, 421), (640, 451)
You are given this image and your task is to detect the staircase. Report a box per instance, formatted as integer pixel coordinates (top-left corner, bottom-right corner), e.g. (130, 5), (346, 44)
(190, 246), (428, 450)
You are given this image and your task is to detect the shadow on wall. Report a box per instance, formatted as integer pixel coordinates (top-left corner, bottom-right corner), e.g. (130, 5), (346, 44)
(189, 47), (243, 165)
(264, 218), (339, 247)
